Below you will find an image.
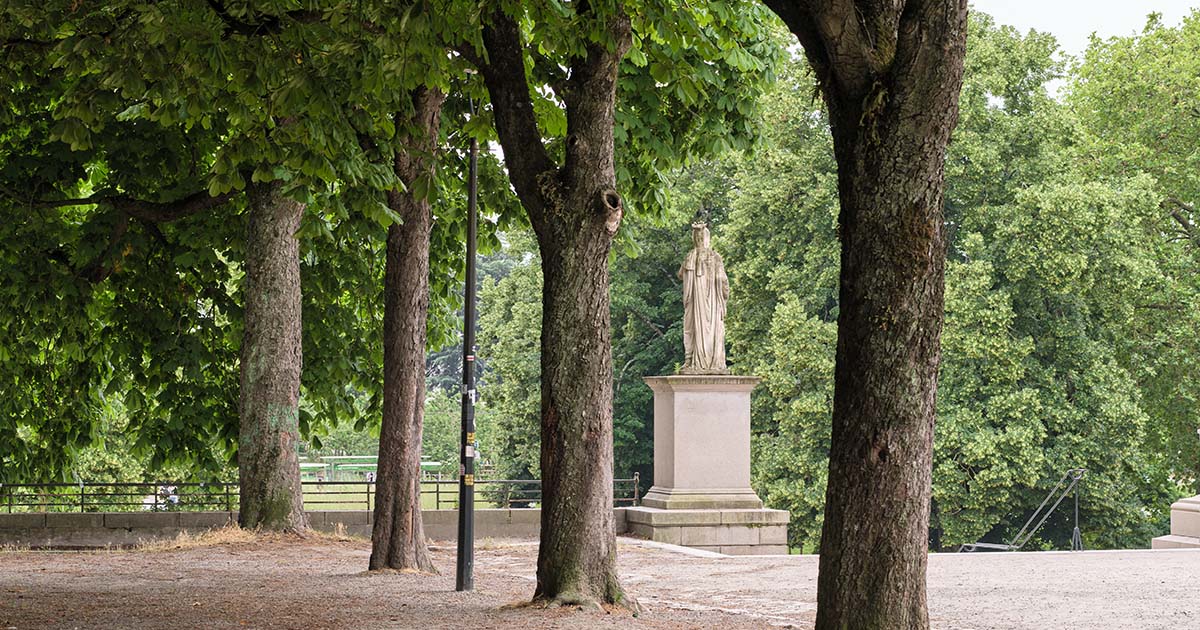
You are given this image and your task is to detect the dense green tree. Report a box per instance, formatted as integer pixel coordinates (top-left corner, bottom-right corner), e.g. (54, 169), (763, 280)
(0, 1), (465, 538)
(714, 52), (840, 552)
(0, 8), (242, 483)
(476, 238), (543, 482)
(1071, 10), (1200, 492)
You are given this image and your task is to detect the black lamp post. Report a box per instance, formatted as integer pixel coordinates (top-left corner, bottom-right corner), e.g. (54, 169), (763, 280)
(455, 104), (480, 592)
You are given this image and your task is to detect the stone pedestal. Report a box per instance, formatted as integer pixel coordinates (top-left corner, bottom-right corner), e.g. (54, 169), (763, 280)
(1151, 495), (1200, 549)
(627, 375), (789, 555)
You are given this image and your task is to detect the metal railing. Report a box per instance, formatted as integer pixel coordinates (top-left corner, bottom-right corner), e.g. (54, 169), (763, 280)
(0, 473), (641, 514)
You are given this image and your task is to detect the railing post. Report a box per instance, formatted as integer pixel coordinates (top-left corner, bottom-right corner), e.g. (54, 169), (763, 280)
(79, 482), (85, 512)
(225, 484), (232, 512)
(633, 472), (640, 506)
(366, 481), (372, 512)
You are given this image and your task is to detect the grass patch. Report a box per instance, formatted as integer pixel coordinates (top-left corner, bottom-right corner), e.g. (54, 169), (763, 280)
(301, 483), (509, 511)
(136, 522), (367, 552)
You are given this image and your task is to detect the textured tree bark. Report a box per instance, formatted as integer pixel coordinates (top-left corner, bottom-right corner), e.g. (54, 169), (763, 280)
(762, 1), (969, 628)
(369, 88), (445, 573)
(238, 180), (308, 532)
(533, 191), (625, 606)
(470, 7), (631, 606)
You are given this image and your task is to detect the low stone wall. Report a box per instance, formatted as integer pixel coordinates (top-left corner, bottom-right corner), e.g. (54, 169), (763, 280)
(0, 509), (630, 548)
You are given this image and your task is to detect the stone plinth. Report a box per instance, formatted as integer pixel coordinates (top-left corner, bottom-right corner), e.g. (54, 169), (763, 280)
(1152, 495), (1200, 549)
(641, 375), (763, 509)
(625, 506), (789, 555)
(629, 375), (789, 555)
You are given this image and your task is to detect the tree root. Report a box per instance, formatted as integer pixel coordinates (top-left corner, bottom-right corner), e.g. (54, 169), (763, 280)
(527, 591), (642, 614)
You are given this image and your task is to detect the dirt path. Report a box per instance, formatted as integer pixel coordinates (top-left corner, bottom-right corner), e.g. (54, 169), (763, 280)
(3, 533), (1198, 629)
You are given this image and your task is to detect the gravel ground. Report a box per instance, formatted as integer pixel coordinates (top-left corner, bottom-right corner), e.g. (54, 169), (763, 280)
(2, 532), (1198, 629)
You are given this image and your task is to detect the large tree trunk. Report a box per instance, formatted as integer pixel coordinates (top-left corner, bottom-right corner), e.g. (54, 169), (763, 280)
(763, 1), (968, 628)
(533, 196), (624, 605)
(238, 180), (308, 532)
(369, 88), (445, 572)
(471, 8), (631, 607)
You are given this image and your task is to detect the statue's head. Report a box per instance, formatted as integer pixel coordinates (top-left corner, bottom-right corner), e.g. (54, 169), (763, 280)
(691, 222), (710, 249)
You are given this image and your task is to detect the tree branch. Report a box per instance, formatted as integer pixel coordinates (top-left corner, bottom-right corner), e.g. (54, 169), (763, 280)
(630, 309), (666, 339)
(763, 0), (882, 100)
(77, 215), (131, 284)
(204, 0), (323, 38)
(113, 189), (240, 223)
(1162, 197), (1197, 242)
(472, 9), (556, 224)
(27, 189), (238, 223)
(0, 38), (53, 49)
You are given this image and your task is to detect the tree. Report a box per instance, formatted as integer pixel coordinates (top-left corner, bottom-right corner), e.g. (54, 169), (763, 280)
(475, 214), (691, 486)
(0, 0), (400, 531)
(718, 12), (1185, 554)
(716, 55), (841, 550)
(478, 4), (629, 595)
(370, 88), (445, 572)
(761, 1), (968, 627)
(236, 180), (307, 529)
(460, 0), (778, 604)
(1070, 11), (1200, 492)
(476, 238), (544, 482)
(0, 8), (244, 482)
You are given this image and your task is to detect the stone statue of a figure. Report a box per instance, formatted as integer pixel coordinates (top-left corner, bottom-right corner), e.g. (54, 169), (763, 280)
(678, 222), (730, 374)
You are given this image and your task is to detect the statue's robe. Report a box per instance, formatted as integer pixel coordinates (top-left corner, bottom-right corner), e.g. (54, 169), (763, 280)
(679, 247), (729, 373)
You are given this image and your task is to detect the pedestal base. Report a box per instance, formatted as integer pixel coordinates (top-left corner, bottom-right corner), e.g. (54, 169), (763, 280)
(641, 486), (763, 510)
(637, 374), (790, 555)
(1151, 495), (1200, 549)
(625, 507), (789, 555)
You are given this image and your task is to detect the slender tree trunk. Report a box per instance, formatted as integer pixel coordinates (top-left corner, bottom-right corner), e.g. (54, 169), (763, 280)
(238, 180), (308, 532)
(762, 1), (968, 628)
(369, 88), (445, 572)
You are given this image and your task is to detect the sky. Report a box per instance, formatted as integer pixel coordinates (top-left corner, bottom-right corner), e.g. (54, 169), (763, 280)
(971, 1), (1196, 57)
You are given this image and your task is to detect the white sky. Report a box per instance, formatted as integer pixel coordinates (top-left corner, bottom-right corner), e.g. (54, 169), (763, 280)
(971, 1), (1197, 57)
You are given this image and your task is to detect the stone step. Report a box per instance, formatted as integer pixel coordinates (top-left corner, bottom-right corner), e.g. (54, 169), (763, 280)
(1151, 534), (1200, 549)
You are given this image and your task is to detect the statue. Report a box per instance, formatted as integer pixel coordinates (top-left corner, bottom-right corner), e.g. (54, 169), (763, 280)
(678, 222), (729, 374)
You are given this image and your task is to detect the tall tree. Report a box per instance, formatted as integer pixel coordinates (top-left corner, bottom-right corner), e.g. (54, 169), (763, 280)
(0, 1), (396, 530)
(470, 6), (632, 605)
(1070, 11), (1200, 491)
(370, 88), (446, 572)
(460, 0), (777, 604)
(761, 1), (968, 627)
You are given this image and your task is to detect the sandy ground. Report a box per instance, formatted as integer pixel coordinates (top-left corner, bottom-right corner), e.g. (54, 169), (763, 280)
(2, 533), (1198, 629)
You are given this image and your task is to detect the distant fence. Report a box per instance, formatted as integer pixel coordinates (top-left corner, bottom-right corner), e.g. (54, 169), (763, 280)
(0, 474), (641, 514)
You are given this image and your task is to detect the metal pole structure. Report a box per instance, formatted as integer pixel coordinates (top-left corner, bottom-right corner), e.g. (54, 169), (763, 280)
(456, 105), (480, 592)
(1071, 483), (1083, 551)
